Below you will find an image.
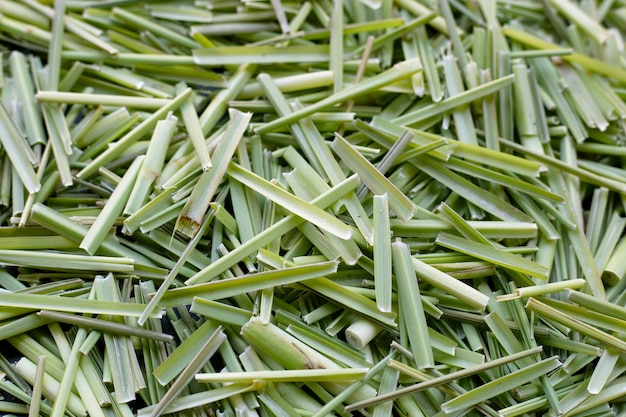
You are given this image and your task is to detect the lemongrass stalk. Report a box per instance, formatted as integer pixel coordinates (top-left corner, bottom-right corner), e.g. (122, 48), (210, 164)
(197, 368), (368, 384)
(193, 45), (335, 65)
(496, 279), (586, 301)
(45, 0), (64, 91)
(137, 383), (258, 417)
(14, 358), (87, 417)
(151, 320), (218, 385)
(36, 91), (170, 108)
(38, 311), (173, 342)
(149, 327), (226, 417)
(0, 292), (160, 318)
(0, 250), (134, 272)
(411, 257), (489, 311)
(309, 353), (394, 417)
(443, 157), (563, 202)
(345, 318), (383, 350)
(393, 240), (434, 369)
(411, 155), (533, 222)
(9, 52), (45, 145)
(0, 103), (39, 193)
(373, 194), (392, 313)
(260, 76), (374, 242)
(176, 110), (251, 237)
(601, 236), (626, 285)
(182, 175), (359, 287)
(136, 204), (215, 325)
(79, 156), (144, 254)
(587, 348), (619, 395)
(331, 134), (416, 221)
(158, 261), (338, 307)
(503, 26), (626, 82)
(567, 289), (626, 322)
(199, 63), (256, 135)
(77, 86), (193, 179)
(177, 83), (210, 171)
(259, 250), (397, 327)
(391, 219), (537, 239)
(28, 355), (46, 417)
(49, 324), (92, 417)
(255, 58), (423, 134)
(393, 74), (514, 126)
(440, 356), (561, 415)
(124, 115), (177, 215)
(238, 71), (333, 99)
(111, 7), (200, 50)
(190, 298), (251, 326)
(526, 297), (626, 353)
(76, 107), (130, 147)
(435, 232), (549, 279)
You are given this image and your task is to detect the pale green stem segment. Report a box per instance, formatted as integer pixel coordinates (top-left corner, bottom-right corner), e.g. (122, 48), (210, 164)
(440, 356), (561, 415)
(331, 134), (417, 221)
(28, 355), (46, 417)
(184, 174), (360, 285)
(392, 74), (515, 126)
(80, 156), (144, 255)
(373, 194), (392, 313)
(178, 83), (210, 171)
(9, 51), (46, 146)
(111, 7), (200, 50)
(0, 250), (134, 272)
(411, 257), (490, 311)
(36, 91), (171, 108)
(502, 26), (626, 82)
(159, 261), (338, 307)
(77, 86), (193, 179)
(497, 278), (586, 301)
(196, 368), (369, 383)
(38, 310), (173, 342)
(255, 58), (423, 134)
(392, 240), (434, 369)
(0, 292), (162, 318)
(124, 114), (178, 215)
(14, 357), (87, 417)
(312, 356), (395, 417)
(345, 346), (543, 411)
(176, 110), (252, 237)
(228, 162), (353, 239)
(149, 327), (226, 417)
(435, 232), (549, 280)
(526, 297), (626, 353)
(0, 102), (40, 193)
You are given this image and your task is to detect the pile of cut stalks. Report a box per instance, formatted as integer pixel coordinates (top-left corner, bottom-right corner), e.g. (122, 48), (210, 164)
(1, 0), (626, 416)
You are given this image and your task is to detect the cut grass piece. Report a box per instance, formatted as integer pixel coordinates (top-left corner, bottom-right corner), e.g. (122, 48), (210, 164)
(176, 110), (252, 237)
(159, 261), (338, 307)
(440, 356), (561, 415)
(526, 297), (626, 353)
(345, 346), (543, 411)
(435, 232), (549, 280)
(411, 257), (489, 311)
(255, 58), (423, 134)
(196, 368), (368, 383)
(331, 134), (417, 221)
(392, 240), (434, 369)
(373, 194), (392, 313)
(80, 156), (144, 254)
(227, 162), (353, 240)
(0, 292), (162, 318)
(184, 174), (360, 285)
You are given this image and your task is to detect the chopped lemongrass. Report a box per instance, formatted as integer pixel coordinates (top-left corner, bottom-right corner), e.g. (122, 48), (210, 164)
(196, 368), (368, 383)
(0, 2), (625, 416)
